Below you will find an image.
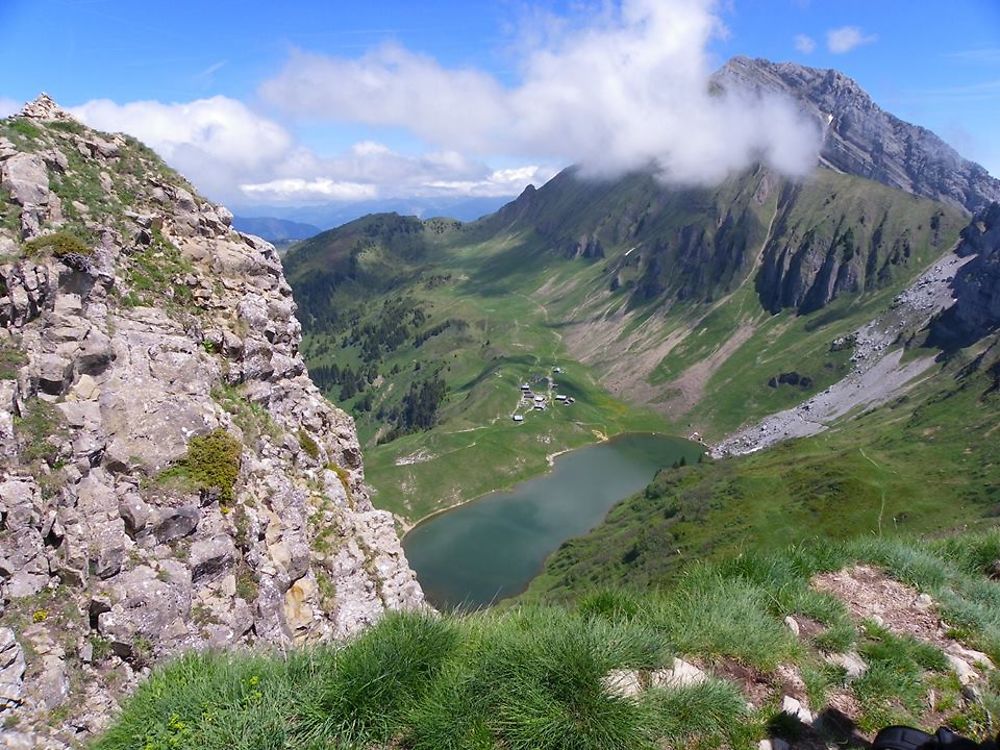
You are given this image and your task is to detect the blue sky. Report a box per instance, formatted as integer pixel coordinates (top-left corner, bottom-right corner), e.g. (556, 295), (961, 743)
(1, 0), (998, 209)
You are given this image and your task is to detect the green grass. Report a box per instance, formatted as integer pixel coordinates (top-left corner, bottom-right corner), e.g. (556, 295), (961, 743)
(0, 341), (26, 379)
(95, 531), (1000, 749)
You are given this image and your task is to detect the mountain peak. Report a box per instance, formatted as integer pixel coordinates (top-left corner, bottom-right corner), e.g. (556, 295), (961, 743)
(18, 92), (75, 122)
(715, 57), (1000, 213)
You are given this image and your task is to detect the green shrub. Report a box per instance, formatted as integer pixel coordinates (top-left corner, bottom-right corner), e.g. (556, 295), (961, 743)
(159, 428), (242, 503)
(23, 230), (93, 258)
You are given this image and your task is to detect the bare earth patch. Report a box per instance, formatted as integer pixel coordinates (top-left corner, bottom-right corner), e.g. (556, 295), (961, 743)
(811, 564), (995, 684)
(658, 323), (757, 418)
(812, 565), (949, 646)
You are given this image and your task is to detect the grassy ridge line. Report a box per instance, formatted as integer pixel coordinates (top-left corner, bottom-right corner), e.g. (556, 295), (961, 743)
(522, 338), (1000, 601)
(96, 531), (1000, 749)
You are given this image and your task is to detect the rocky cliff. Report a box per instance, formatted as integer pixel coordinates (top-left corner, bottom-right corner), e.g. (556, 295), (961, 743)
(930, 202), (1000, 347)
(0, 95), (423, 748)
(715, 57), (1000, 214)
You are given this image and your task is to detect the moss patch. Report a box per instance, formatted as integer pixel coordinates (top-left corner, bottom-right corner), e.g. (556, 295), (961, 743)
(297, 429), (320, 460)
(0, 342), (26, 379)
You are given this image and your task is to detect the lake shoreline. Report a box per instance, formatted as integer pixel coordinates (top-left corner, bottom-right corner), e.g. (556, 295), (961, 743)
(398, 429), (641, 540)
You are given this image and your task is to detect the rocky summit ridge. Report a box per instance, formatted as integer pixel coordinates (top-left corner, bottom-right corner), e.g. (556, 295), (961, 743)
(0, 96), (422, 747)
(715, 57), (1000, 214)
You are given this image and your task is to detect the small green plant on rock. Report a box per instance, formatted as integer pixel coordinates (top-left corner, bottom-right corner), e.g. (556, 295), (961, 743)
(0, 343), (26, 379)
(15, 398), (67, 465)
(23, 230), (93, 258)
(298, 429), (320, 460)
(157, 428), (242, 503)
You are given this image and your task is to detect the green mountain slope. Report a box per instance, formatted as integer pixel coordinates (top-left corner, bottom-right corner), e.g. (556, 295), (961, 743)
(285, 165), (965, 523)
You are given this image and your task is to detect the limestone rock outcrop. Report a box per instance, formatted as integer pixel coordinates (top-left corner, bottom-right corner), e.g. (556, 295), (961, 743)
(0, 96), (423, 747)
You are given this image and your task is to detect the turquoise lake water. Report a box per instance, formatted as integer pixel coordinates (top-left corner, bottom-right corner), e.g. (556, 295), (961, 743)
(403, 433), (702, 609)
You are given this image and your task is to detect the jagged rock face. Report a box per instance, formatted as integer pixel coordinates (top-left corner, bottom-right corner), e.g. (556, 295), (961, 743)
(0, 96), (423, 746)
(931, 203), (1000, 346)
(715, 57), (1000, 214)
(753, 176), (960, 314)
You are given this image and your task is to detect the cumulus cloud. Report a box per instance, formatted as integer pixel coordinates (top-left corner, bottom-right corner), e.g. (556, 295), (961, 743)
(794, 34), (816, 54)
(64, 94), (548, 205)
(240, 178), (377, 202)
(826, 26), (877, 54)
(70, 96), (293, 200)
(239, 140), (554, 203)
(260, 0), (821, 185)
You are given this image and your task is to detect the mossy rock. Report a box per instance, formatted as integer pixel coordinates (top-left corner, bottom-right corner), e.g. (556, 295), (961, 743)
(24, 231), (93, 258)
(298, 429), (320, 460)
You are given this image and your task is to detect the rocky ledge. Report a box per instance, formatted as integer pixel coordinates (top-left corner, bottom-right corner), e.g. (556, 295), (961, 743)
(0, 95), (423, 747)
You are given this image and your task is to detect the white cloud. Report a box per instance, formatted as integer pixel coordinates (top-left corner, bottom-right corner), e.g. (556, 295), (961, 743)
(239, 178), (377, 202)
(0, 97), (21, 118)
(826, 26), (877, 54)
(238, 140), (555, 202)
(70, 96), (294, 201)
(260, 0), (821, 186)
(794, 34), (816, 54)
(63, 94), (549, 206)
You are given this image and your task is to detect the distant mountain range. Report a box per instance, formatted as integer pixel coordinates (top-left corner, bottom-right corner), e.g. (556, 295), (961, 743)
(231, 216), (321, 243)
(233, 195), (516, 242)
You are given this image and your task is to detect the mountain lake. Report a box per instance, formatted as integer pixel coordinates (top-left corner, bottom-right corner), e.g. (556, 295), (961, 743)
(402, 432), (703, 609)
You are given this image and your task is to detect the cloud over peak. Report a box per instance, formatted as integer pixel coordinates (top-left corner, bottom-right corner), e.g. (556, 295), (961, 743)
(261, 0), (821, 186)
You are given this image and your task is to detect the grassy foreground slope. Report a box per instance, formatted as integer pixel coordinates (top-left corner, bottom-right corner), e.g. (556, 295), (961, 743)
(523, 336), (1000, 602)
(97, 530), (1000, 749)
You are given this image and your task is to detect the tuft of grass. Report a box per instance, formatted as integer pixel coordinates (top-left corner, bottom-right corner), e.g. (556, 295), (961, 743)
(646, 569), (799, 671)
(297, 611), (460, 746)
(0, 342), (26, 380)
(23, 230), (93, 258)
(158, 428), (242, 503)
(640, 679), (747, 746)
